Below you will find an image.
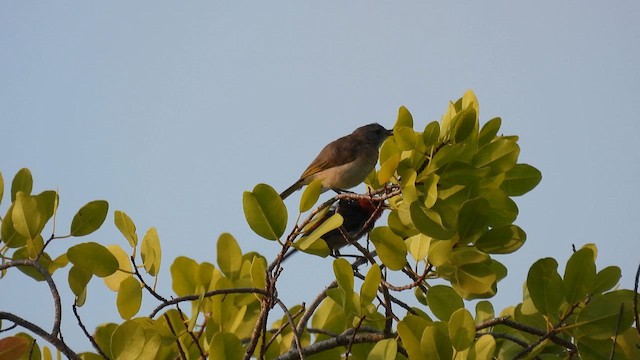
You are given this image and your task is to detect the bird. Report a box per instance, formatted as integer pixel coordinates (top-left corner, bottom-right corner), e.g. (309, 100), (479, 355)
(282, 197), (387, 261)
(280, 123), (393, 199)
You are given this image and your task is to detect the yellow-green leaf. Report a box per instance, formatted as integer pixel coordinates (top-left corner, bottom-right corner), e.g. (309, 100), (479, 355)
(297, 213), (342, 252)
(475, 225), (526, 254)
(526, 258), (564, 317)
(564, 248), (596, 304)
(114, 210), (138, 247)
(360, 264), (381, 308)
(501, 163), (542, 196)
(104, 244), (133, 292)
(367, 339), (397, 360)
(117, 276), (142, 320)
(448, 308), (476, 351)
(407, 234), (430, 262)
(141, 227), (161, 276)
(170, 256), (198, 296)
(369, 226), (407, 271)
(243, 183), (287, 240)
(299, 179), (322, 213)
(217, 232), (242, 279)
(12, 192), (42, 240)
(209, 332), (244, 360)
(110, 320), (146, 360)
(468, 334), (496, 360)
(395, 106), (413, 128)
(70, 200), (109, 236)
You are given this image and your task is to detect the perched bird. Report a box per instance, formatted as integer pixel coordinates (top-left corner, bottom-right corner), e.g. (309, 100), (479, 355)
(280, 123), (393, 199)
(283, 197), (386, 261)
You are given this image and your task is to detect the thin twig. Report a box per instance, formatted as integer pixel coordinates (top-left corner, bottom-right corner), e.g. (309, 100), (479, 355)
(296, 281), (337, 337)
(176, 305), (206, 359)
(163, 313), (187, 360)
(477, 316), (576, 352)
(610, 303), (624, 360)
(277, 300), (304, 359)
(131, 255), (167, 302)
(345, 316), (365, 359)
(149, 287), (268, 318)
(72, 304), (110, 359)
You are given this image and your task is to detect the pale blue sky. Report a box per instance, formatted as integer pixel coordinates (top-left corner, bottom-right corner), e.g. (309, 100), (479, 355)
(2, 1), (639, 353)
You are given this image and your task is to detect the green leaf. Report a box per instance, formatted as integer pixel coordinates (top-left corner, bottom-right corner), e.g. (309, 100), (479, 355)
(575, 290), (636, 340)
(141, 227), (161, 276)
(209, 332), (244, 360)
(170, 256), (198, 296)
(448, 308), (476, 351)
(591, 266), (621, 294)
(11, 168), (32, 202)
(367, 339), (397, 360)
(299, 179), (322, 212)
(527, 258), (564, 317)
(457, 198), (490, 241)
(114, 210), (138, 247)
(576, 337), (618, 360)
(68, 264), (93, 297)
(481, 189), (519, 227)
(475, 225), (526, 254)
(472, 139), (520, 174)
(242, 183), (287, 240)
(410, 202), (453, 239)
(67, 242), (119, 277)
(360, 264), (381, 308)
(422, 121), (440, 149)
(426, 285), (463, 321)
(217, 233), (242, 279)
(564, 248), (596, 304)
(478, 117), (501, 147)
(501, 163), (542, 196)
(451, 108), (477, 143)
(0, 336), (29, 360)
(117, 276), (142, 320)
(369, 226), (407, 271)
(70, 200), (109, 236)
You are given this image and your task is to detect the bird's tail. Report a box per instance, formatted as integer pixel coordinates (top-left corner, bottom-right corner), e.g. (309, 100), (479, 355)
(280, 179), (304, 199)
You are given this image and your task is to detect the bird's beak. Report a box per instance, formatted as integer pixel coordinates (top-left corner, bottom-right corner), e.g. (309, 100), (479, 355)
(386, 129), (394, 137)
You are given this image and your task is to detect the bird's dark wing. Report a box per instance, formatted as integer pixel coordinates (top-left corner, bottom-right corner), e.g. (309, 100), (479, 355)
(299, 135), (360, 179)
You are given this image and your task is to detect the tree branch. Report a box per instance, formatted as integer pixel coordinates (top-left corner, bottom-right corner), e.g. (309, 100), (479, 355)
(0, 311), (79, 360)
(2, 258), (63, 338)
